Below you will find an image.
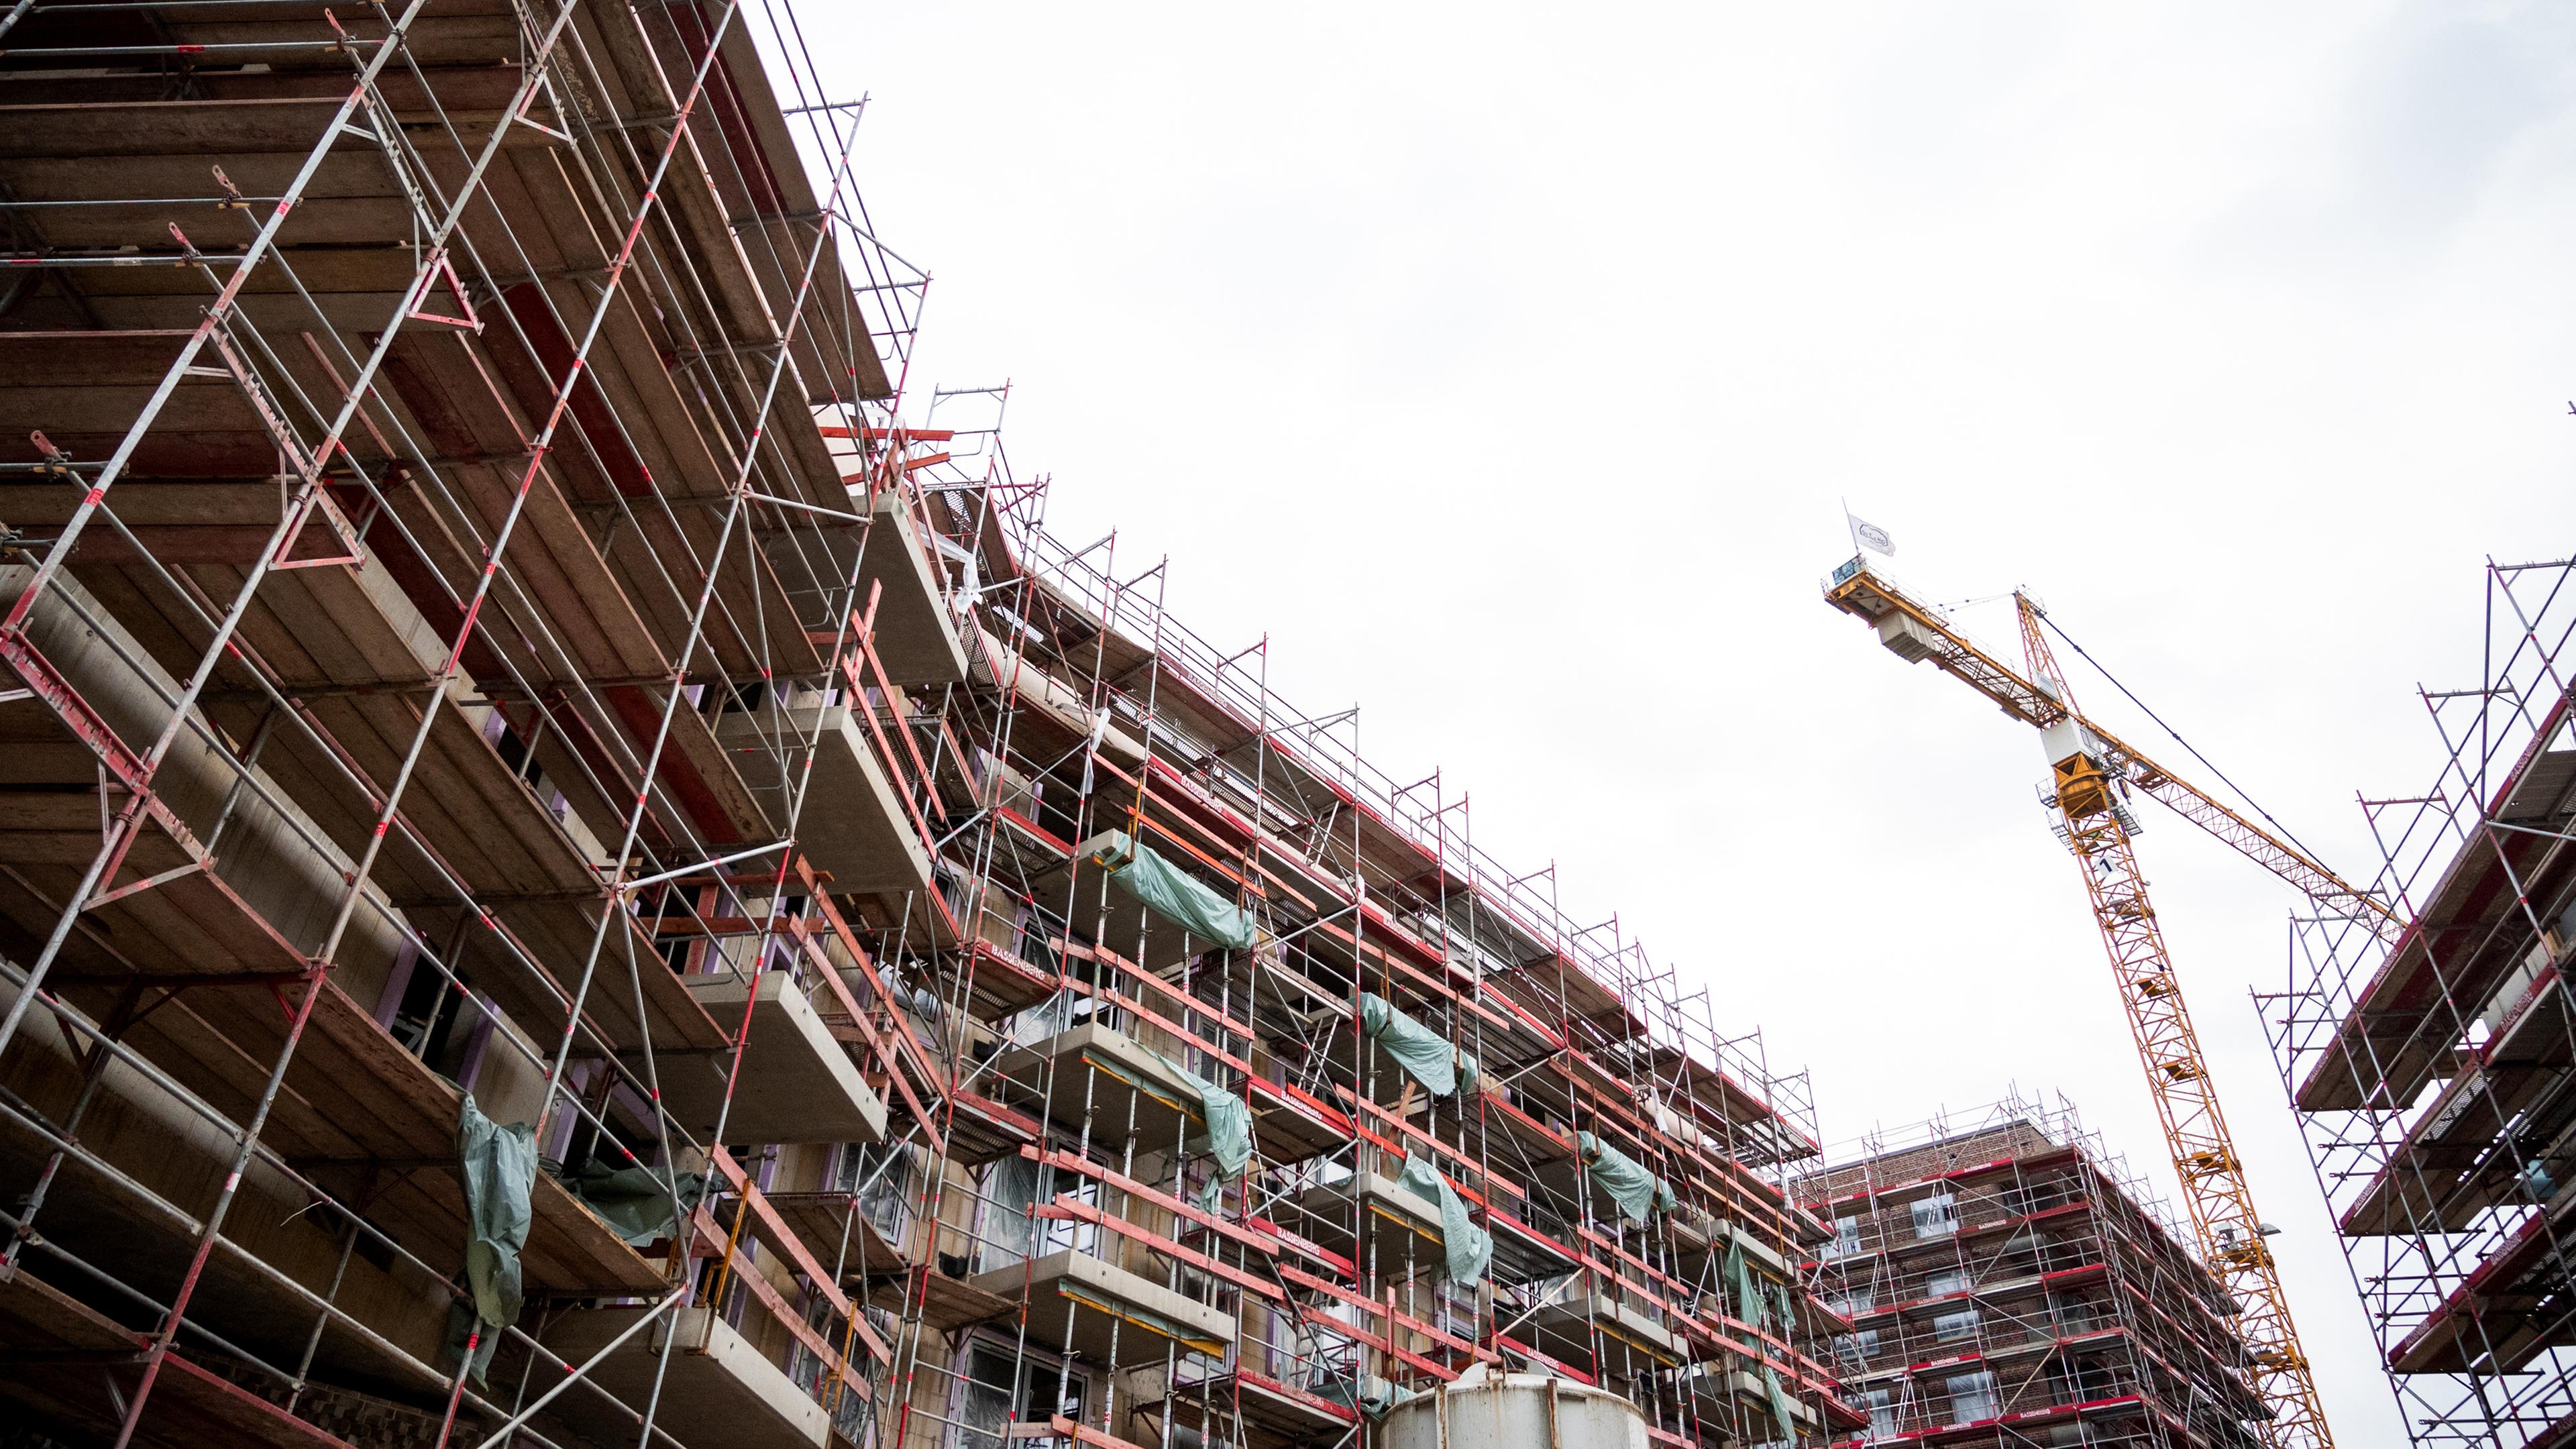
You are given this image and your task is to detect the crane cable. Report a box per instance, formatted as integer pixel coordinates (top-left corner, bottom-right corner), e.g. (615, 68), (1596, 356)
(2035, 612), (2331, 870)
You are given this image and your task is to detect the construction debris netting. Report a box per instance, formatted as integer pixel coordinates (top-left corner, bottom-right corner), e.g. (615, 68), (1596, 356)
(1577, 1129), (1676, 1222)
(1397, 1150), (1493, 1286)
(1358, 991), (1480, 1098)
(1093, 831), (1257, 949)
(455, 1095), (534, 1381)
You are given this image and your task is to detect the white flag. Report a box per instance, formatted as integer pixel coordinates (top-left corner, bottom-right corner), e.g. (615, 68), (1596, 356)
(1848, 513), (1895, 557)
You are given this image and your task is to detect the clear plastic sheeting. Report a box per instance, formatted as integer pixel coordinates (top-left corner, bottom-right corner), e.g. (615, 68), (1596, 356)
(1397, 1150), (1493, 1286)
(1091, 831), (1256, 950)
(557, 1159), (708, 1246)
(1576, 1130), (1676, 1222)
(455, 1094), (534, 1382)
(1356, 992), (1478, 1099)
(877, 960), (945, 1028)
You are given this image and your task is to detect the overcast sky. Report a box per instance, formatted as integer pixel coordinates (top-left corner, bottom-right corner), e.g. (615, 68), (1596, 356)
(801, 5), (2576, 1439)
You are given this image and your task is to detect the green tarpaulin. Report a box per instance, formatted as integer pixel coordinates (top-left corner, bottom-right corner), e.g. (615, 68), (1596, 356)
(455, 1094), (533, 1382)
(1763, 1365), (1799, 1440)
(1356, 992), (1478, 1099)
(1396, 1150), (1493, 1286)
(1577, 1130), (1676, 1222)
(1725, 1237), (1759, 1328)
(1092, 832), (1257, 950)
(557, 1159), (707, 1246)
(1316, 1373), (1412, 1419)
(1154, 1050), (1252, 1181)
(1723, 1236), (1801, 1440)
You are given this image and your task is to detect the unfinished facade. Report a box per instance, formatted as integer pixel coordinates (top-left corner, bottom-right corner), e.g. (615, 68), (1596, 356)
(2265, 557), (2576, 1449)
(1797, 1096), (2267, 1449)
(0, 5), (1858, 1448)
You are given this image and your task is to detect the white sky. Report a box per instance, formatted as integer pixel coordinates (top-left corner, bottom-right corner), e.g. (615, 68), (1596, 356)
(802, 5), (2576, 1440)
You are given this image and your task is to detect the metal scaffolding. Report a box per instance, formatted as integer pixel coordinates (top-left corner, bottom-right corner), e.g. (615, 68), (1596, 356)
(2262, 558), (2576, 1449)
(1801, 1092), (2268, 1449)
(0, 5), (1849, 1449)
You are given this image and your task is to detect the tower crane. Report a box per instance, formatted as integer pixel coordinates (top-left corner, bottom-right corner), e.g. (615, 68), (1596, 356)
(1825, 555), (2396, 1449)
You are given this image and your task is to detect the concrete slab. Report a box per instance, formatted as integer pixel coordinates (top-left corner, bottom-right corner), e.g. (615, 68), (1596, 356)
(1283, 1169), (1448, 1280)
(545, 1305), (828, 1449)
(715, 702), (932, 896)
(969, 1248), (1235, 1368)
(854, 489), (969, 686)
(1529, 1293), (1689, 1377)
(646, 971), (888, 1144)
(990, 1020), (1205, 1150)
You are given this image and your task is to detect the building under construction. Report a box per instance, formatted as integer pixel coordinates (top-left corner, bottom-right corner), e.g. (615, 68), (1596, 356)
(1796, 1095), (2268, 1449)
(0, 5), (1860, 1449)
(2265, 557), (2576, 1449)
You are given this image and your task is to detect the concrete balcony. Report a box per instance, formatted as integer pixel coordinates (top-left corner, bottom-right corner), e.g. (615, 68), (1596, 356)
(989, 1020), (1205, 1149)
(852, 487), (970, 686)
(969, 1248), (1235, 1369)
(714, 702), (932, 896)
(545, 1305), (834, 1449)
(644, 970), (888, 1145)
(1285, 1166), (1448, 1281)
(1527, 1291), (1688, 1378)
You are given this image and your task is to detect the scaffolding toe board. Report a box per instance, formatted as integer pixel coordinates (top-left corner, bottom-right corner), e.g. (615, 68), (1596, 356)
(942, 1084), (1044, 1168)
(739, 1191), (910, 1282)
(960, 938), (1059, 1022)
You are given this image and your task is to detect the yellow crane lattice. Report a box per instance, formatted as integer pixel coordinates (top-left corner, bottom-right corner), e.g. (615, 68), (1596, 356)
(1825, 557), (2393, 1449)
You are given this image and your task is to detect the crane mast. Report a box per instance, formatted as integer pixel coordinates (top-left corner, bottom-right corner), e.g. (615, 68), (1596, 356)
(2014, 596), (2332, 1449)
(1825, 557), (2356, 1449)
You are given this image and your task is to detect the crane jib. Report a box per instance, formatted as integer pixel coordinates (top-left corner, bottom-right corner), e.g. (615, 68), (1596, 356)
(1824, 555), (2343, 1449)
(1823, 561), (2394, 926)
